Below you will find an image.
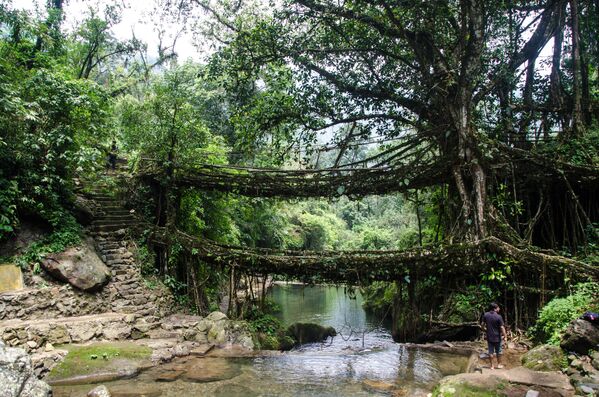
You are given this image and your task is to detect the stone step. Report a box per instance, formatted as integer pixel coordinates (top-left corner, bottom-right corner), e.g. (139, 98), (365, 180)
(106, 261), (134, 267)
(102, 248), (128, 255)
(92, 223), (138, 232)
(85, 193), (115, 199)
(96, 208), (134, 219)
(100, 210), (133, 216)
(98, 244), (121, 251)
(93, 218), (137, 226)
(104, 253), (133, 261)
(98, 205), (128, 211)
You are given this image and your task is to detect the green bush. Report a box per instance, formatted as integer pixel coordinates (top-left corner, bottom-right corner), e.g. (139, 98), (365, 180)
(13, 217), (82, 272)
(362, 281), (396, 316)
(531, 282), (599, 344)
(440, 285), (498, 323)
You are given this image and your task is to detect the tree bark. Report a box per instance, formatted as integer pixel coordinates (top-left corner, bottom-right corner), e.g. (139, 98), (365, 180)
(570, 0), (584, 135)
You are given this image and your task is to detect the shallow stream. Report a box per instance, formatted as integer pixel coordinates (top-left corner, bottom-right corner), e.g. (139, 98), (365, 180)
(53, 283), (471, 396)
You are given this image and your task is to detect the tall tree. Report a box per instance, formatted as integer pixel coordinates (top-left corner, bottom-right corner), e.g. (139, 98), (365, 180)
(205, 0), (578, 241)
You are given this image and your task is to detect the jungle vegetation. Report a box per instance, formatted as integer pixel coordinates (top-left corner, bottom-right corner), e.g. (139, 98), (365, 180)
(0, 0), (597, 341)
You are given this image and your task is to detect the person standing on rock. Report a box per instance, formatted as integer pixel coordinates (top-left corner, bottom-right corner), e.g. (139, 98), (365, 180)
(481, 302), (507, 369)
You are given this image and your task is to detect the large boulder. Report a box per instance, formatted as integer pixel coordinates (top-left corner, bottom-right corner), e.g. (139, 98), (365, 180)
(72, 196), (96, 226)
(287, 323), (336, 345)
(521, 344), (566, 371)
(560, 319), (599, 355)
(41, 241), (110, 292)
(0, 340), (52, 397)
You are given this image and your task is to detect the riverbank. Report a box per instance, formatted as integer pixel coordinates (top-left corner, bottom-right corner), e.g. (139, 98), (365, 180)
(1, 319), (585, 397)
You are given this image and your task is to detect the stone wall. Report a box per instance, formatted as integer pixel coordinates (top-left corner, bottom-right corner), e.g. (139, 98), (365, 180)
(0, 285), (111, 321)
(0, 252), (174, 323)
(0, 312), (253, 356)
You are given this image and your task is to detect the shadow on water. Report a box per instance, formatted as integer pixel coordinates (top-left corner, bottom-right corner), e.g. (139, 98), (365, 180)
(53, 284), (470, 397)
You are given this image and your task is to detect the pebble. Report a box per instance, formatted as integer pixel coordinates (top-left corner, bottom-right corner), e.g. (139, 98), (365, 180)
(87, 385), (112, 397)
(579, 385), (594, 395)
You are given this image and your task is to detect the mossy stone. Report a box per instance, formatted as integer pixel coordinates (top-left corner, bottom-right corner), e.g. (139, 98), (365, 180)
(521, 344), (566, 371)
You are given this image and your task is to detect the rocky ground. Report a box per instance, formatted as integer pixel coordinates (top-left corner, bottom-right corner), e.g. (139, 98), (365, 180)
(432, 317), (599, 397)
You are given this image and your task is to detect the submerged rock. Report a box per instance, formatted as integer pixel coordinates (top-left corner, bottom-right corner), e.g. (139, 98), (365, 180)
(102, 384), (162, 397)
(213, 384), (258, 397)
(87, 385), (112, 397)
(181, 357), (241, 382)
(521, 344), (566, 371)
(0, 340), (52, 397)
(41, 242), (110, 292)
(561, 319), (599, 355)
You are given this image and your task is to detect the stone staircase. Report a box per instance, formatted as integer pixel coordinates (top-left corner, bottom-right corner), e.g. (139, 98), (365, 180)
(82, 182), (172, 317)
(0, 172), (173, 324)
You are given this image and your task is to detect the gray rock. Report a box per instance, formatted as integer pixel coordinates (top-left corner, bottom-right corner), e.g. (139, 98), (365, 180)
(72, 195), (96, 226)
(591, 350), (599, 371)
(525, 391), (540, 397)
(579, 385), (594, 395)
(172, 345), (190, 357)
(561, 319), (599, 355)
(102, 324), (131, 340)
(41, 242), (110, 292)
(47, 325), (70, 345)
(0, 340), (52, 397)
(87, 385), (112, 397)
(207, 323), (227, 345)
(68, 322), (99, 343)
(206, 312), (228, 322)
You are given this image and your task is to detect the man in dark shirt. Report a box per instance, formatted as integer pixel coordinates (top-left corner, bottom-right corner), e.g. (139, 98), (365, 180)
(481, 302), (507, 369)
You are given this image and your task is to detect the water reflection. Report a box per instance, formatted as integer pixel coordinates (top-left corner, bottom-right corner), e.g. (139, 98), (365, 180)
(53, 284), (470, 397)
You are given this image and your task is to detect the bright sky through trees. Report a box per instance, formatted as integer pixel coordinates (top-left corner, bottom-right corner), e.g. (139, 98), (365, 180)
(18, 0), (204, 61)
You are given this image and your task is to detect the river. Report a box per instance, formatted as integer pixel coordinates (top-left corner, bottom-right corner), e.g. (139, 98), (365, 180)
(53, 283), (471, 396)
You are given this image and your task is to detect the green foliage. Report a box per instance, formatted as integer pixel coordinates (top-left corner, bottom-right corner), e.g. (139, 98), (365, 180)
(0, 3), (111, 239)
(361, 281), (397, 316)
(244, 300), (295, 350)
(14, 218), (81, 271)
(537, 125), (599, 166)
(0, 179), (19, 238)
(136, 242), (157, 276)
(531, 282), (599, 344)
(440, 285), (498, 323)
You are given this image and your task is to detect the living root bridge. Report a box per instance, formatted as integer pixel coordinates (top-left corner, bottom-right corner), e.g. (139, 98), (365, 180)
(138, 160), (450, 198)
(149, 227), (598, 284)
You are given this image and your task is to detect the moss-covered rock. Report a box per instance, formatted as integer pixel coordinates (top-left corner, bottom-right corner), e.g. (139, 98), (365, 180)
(254, 332), (295, 351)
(521, 344), (566, 371)
(286, 323), (336, 344)
(47, 342), (151, 382)
(433, 375), (502, 397)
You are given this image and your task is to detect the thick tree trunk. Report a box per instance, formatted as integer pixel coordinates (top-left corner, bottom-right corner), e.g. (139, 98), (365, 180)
(449, 101), (489, 240)
(570, 0), (584, 135)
